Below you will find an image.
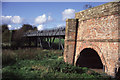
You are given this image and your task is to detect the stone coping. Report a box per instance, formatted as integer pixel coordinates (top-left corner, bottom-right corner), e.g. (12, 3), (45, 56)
(75, 2), (120, 21)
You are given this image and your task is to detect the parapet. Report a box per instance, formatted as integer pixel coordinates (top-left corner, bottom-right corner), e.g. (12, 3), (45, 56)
(75, 2), (120, 21)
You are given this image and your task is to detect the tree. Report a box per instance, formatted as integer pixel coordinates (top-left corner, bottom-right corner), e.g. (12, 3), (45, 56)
(21, 24), (34, 32)
(2, 24), (9, 33)
(2, 24), (10, 44)
(83, 4), (93, 9)
(33, 27), (37, 31)
(33, 25), (38, 31)
(12, 24), (37, 48)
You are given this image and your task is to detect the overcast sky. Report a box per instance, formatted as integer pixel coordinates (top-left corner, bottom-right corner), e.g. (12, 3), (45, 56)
(2, 2), (111, 30)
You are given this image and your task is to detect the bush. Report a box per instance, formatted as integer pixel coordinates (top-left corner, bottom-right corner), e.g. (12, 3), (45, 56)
(50, 58), (88, 74)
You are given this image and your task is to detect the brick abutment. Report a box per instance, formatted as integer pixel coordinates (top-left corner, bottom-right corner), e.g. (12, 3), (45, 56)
(64, 2), (120, 77)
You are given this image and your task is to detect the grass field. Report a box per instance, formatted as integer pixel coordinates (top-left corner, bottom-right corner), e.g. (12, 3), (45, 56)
(2, 48), (113, 80)
(45, 38), (64, 44)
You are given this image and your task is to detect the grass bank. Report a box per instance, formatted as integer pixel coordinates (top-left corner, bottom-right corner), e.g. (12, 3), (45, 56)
(2, 48), (112, 80)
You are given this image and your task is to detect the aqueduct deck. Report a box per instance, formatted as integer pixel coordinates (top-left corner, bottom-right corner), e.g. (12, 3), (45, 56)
(24, 27), (65, 49)
(24, 27), (65, 37)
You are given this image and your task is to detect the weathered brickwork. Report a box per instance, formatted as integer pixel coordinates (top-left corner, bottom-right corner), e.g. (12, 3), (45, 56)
(77, 14), (119, 40)
(75, 2), (119, 21)
(64, 2), (120, 77)
(64, 19), (78, 64)
(74, 42), (119, 76)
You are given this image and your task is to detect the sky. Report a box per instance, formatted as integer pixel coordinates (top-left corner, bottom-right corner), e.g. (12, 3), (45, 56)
(1, 2), (111, 30)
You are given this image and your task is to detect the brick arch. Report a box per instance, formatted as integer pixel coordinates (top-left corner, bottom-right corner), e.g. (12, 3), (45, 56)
(75, 43), (106, 67)
(64, 2), (119, 77)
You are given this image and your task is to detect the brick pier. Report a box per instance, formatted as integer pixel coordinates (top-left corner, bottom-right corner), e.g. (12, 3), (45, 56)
(64, 2), (120, 77)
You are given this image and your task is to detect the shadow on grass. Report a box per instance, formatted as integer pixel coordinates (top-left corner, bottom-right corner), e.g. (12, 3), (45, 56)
(2, 72), (22, 80)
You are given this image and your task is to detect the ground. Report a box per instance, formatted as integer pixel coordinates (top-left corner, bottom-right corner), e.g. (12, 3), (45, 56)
(2, 48), (115, 80)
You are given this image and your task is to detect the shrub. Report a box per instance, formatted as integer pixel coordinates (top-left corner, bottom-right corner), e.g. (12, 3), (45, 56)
(50, 58), (88, 74)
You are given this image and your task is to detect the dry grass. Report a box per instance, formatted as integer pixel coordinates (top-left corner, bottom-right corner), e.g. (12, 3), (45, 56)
(2, 48), (39, 65)
(2, 49), (17, 65)
(2, 48), (62, 65)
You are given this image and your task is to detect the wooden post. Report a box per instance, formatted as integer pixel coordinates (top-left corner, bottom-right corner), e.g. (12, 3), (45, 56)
(61, 42), (64, 50)
(39, 37), (43, 48)
(50, 37), (51, 48)
(9, 30), (12, 47)
(47, 38), (51, 48)
(52, 37), (55, 43)
(35, 37), (38, 47)
(29, 37), (31, 47)
(51, 37), (55, 49)
(59, 37), (61, 50)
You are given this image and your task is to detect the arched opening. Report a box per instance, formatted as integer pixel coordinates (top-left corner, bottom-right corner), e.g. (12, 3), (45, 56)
(76, 48), (103, 69)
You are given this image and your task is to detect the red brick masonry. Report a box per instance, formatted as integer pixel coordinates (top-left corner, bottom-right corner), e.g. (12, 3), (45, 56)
(64, 2), (120, 77)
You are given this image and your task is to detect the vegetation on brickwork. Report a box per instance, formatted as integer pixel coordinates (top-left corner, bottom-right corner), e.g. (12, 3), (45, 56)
(2, 48), (112, 80)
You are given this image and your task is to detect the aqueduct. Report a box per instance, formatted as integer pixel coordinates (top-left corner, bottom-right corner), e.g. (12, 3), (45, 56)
(64, 2), (120, 77)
